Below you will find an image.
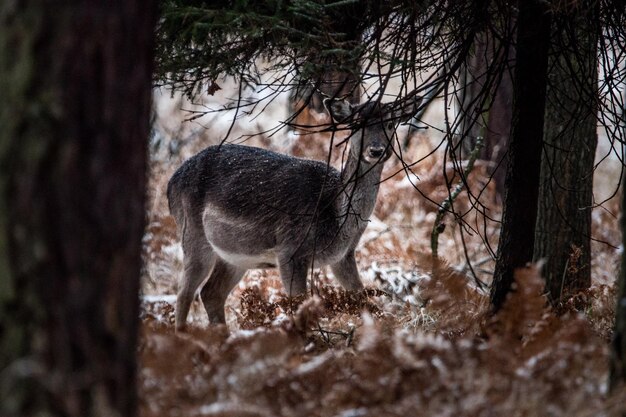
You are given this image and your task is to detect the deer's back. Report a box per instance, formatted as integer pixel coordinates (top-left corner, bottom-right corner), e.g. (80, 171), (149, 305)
(168, 144), (348, 264)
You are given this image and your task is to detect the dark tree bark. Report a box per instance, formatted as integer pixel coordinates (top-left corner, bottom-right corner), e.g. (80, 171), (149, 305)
(533, 3), (598, 304)
(0, 1), (155, 416)
(610, 178), (626, 391)
(484, 48), (514, 198)
(490, 0), (552, 312)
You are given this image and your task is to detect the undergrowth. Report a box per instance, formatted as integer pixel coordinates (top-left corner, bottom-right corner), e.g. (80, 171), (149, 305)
(139, 261), (623, 417)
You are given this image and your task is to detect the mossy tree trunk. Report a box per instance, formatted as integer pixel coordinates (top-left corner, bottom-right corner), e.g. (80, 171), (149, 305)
(0, 1), (155, 416)
(533, 2), (598, 304)
(490, 0), (552, 312)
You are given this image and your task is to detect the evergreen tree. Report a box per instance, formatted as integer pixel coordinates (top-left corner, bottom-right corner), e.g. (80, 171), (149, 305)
(533, 1), (599, 304)
(489, 0), (551, 311)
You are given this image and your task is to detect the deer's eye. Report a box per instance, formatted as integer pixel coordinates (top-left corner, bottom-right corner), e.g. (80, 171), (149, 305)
(387, 122), (394, 130)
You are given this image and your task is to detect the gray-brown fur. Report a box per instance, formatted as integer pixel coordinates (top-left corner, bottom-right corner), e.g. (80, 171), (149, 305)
(167, 97), (421, 329)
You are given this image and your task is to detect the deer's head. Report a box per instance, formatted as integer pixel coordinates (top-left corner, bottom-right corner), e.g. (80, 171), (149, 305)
(325, 96), (422, 165)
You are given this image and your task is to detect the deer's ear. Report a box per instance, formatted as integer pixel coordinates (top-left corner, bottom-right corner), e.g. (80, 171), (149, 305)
(393, 95), (423, 122)
(324, 98), (355, 124)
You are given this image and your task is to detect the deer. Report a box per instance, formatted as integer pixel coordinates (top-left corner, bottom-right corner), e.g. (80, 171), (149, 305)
(167, 96), (421, 330)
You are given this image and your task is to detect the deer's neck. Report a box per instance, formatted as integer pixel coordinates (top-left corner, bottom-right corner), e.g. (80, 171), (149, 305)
(339, 152), (384, 222)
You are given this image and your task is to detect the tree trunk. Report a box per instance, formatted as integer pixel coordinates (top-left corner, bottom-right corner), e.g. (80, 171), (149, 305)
(610, 166), (626, 391)
(609, 42), (626, 392)
(490, 0), (552, 312)
(457, 28), (514, 199)
(533, 3), (598, 304)
(485, 44), (514, 198)
(609, 178), (626, 391)
(0, 2), (155, 416)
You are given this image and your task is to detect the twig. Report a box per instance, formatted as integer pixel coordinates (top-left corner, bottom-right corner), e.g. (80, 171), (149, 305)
(361, 226), (391, 246)
(431, 136), (484, 259)
(314, 325), (355, 348)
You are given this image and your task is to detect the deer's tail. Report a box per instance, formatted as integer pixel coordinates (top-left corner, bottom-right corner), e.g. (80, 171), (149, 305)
(166, 174), (186, 240)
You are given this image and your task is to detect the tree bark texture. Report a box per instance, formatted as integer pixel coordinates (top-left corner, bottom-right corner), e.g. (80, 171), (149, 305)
(610, 174), (626, 391)
(533, 3), (598, 304)
(490, 0), (552, 312)
(0, 2), (155, 416)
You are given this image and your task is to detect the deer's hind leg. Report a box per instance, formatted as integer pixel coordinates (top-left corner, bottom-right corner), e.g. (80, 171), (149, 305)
(176, 220), (216, 331)
(200, 258), (247, 324)
(278, 256), (308, 296)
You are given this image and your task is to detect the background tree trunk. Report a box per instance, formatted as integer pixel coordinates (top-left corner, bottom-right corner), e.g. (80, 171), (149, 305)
(0, 2), (155, 416)
(610, 181), (626, 391)
(457, 29), (514, 199)
(490, 0), (552, 312)
(533, 3), (598, 304)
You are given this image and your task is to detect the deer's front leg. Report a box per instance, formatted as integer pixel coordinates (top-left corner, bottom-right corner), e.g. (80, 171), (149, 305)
(330, 249), (364, 291)
(278, 256), (307, 296)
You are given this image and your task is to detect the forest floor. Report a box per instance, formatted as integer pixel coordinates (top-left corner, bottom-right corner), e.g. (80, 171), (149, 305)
(139, 108), (625, 416)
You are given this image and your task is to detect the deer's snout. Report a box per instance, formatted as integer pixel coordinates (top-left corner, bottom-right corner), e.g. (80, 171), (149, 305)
(367, 144), (386, 159)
